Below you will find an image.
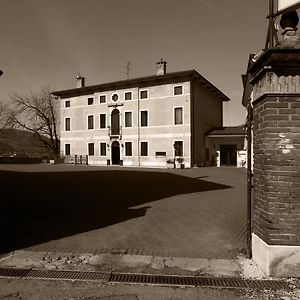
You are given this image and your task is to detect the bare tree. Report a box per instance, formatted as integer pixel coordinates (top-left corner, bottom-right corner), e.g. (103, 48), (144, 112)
(8, 88), (60, 157)
(0, 102), (9, 128)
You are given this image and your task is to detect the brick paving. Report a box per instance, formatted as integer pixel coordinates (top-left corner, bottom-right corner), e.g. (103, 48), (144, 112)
(0, 165), (247, 259)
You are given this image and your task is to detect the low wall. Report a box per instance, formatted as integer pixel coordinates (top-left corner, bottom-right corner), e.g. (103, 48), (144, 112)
(0, 157), (44, 164)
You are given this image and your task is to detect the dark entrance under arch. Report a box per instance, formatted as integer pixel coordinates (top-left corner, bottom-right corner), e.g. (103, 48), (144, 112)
(111, 141), (120, 165)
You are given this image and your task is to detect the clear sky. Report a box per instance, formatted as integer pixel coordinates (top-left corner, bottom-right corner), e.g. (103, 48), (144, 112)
(0, 0), (270, 125)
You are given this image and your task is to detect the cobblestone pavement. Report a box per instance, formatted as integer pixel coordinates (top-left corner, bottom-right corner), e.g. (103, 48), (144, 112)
(0, 165), (247, 259)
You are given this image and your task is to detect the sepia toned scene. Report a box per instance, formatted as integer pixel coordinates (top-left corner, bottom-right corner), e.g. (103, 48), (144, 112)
(0, 0), (300, 299)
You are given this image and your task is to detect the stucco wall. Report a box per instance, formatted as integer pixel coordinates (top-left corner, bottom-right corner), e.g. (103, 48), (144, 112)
(192, 79), (223, 166)
(60, 81), (192, 167)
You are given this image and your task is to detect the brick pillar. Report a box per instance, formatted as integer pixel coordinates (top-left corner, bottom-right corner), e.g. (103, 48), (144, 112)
(249, 46), (300, 277)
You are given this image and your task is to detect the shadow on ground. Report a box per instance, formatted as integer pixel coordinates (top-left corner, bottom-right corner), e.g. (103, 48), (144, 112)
(0, 170), (231, 254)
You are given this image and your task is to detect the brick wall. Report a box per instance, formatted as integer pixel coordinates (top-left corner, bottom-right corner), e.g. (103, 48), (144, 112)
(253, 95), (300, 245)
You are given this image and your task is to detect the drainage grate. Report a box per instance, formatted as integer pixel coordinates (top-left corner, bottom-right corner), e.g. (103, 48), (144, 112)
(0, 268), (291, 290)
(0, 268), (110, 281)
(109, 273), (290, 290)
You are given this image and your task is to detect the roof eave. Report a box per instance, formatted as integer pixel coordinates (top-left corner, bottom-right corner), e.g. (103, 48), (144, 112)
(52, 69), (230, 102)
(52, 70), (197, 98)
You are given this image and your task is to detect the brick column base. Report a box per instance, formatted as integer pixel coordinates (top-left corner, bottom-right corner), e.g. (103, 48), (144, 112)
(252, 233), (300, 277)
(251, 94), (300, 277)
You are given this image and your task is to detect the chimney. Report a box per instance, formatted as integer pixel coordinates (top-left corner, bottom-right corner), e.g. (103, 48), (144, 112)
(156, 59), (167, 76)
(76, 74), (85, 88)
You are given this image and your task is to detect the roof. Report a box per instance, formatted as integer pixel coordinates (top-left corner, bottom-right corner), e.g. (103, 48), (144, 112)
(52, 69), (230, 101)
(207, 126), (246, 137)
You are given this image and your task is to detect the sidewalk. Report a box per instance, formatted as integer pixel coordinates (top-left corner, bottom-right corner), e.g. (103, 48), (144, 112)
(0, 250), (299, 300)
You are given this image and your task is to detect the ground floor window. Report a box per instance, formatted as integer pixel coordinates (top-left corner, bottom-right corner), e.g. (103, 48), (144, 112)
(65, 144), (70, 156)
(100, 142), (106, 156)
(174, 141), (183, 156)
(141, 142), (148, 156)
(88, 143), (94, 156)
(156, 151), (166, 156)
(125, 142), (132, 156)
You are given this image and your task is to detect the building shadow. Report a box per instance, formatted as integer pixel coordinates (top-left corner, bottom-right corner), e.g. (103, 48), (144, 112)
(0, 169), (231, 254)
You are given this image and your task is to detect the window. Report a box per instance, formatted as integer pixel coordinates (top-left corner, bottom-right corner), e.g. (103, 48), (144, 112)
(88, 143), (94, 156)
(88, 97), (94, 105)
(141, 142), (148, 156)
(100, 142), (106, 156)
(65, 144), (70, 155)
(141, 110), (148, 127)
(174, 141), (183, 157)
(140, 90), (148, 99)
(125, 142), (132, 156)
(112, 93), (119, 102)
(111, 109), (120, 135)
(125, 92), (132, 101)
(65, 100), (70, 108)
(125, 111), (132, 127)
(88, 115), (94, 130)
(174, 107), (183, 125)
(100, 114), (106, 129)
(100, 95), (106, 103)
(174, 86), (183, 95)
(65, 118), (70, 131)
(156, 152), (166, 156)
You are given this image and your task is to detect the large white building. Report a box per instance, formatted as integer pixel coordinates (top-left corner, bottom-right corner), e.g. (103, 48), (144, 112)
(52, 61), (230, 168)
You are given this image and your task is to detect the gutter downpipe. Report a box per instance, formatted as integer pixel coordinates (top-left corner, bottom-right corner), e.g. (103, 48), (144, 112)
(247, 98), (253, 258)
(190, 79), (195, 167)
(137, 87), (141, 166)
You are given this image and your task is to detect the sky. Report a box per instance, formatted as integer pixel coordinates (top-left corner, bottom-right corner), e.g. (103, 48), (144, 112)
(0, 0), (270, 125)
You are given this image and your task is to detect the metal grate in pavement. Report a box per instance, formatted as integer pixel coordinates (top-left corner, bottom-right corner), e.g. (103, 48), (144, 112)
(0, 268), (110, 281)
(0, 268), (291, 290)
(109, 272), (290, 290)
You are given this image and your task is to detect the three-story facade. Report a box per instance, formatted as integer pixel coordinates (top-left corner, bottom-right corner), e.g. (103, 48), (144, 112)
(53, 61), (229, 168)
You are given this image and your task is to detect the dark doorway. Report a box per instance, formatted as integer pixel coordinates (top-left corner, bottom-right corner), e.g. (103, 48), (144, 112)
(111, 109), (120, 135)
(111, 141), (120, 165)
(220, 144), (237, 166)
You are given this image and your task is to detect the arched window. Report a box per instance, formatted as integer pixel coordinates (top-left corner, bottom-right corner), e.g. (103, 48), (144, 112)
(111, 109), (120, 135)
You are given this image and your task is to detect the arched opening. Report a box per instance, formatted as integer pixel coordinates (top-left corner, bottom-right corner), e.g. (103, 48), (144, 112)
(111, 141), (120, 165)
(111, 109), (120, 135)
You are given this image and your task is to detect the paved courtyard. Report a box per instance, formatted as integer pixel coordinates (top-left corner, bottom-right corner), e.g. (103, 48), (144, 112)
(0, 164), (247, 259)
